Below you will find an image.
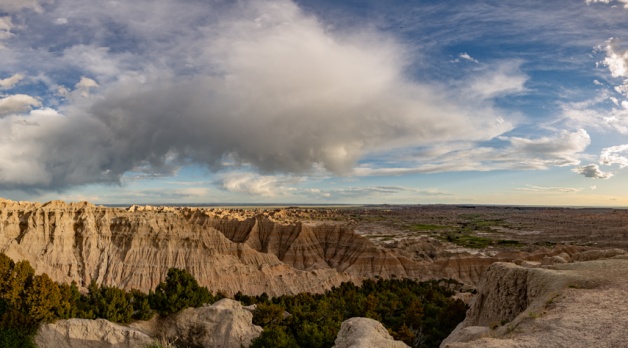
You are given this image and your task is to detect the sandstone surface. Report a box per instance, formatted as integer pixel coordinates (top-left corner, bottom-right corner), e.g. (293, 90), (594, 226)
(332, 317), (410, 348)
(0, 199), (350, 295)
(36, 299), (263, 348)
(441, 250), (628, 348)
(34, 318), (154, 348)
(156, 299), (263, 348)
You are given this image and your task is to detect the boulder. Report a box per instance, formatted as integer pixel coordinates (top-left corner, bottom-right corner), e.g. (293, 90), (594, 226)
(332, 317), (409, 348)
(35, 318), (154, 348)
(159, 298), (263, 348)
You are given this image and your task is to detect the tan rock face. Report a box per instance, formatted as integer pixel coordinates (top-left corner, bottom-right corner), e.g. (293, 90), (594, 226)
(0, 199), (351, 296)
(35, 318), (154, 348)
(0, 199), (592, 296)
(157, 299), (263, 348)
(332, 317), (410, 348)
(441, 250), (628, 348)
(35, 299), (263, 348)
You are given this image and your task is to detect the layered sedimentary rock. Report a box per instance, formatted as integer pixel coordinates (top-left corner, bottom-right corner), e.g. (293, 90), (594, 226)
(0, 199), (349, 295)
(187, 209), (583, 286)
(441, 250), (628, 348)
(0, 198), (591, 296)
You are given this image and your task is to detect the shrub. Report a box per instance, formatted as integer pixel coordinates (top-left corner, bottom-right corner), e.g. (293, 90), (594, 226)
(149, 268), (212, 315)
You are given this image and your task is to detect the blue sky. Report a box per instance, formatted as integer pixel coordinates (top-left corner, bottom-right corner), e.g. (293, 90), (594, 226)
(1, 0), (628, 205)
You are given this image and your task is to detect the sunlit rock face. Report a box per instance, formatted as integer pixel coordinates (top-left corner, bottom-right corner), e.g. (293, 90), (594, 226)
(0, 199), (350, 296)
(0, 198), (585, 296)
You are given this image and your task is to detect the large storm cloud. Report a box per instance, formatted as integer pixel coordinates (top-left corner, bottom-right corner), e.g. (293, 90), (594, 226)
(0, 0), (519, 190)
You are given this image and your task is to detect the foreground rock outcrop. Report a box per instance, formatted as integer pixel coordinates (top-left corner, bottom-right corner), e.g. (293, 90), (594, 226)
(35, 318), (154, 348)
(441, 250), (628, 347)
(36, 299), (263, 348)
(332, 317), (410, 348)
(156, 299), (263, 348)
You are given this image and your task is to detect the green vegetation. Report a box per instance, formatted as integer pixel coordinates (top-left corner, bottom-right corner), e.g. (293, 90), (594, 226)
(239, 278), (468, 348)
(0, 254), (218, 347)
(0, 253), (467, 348)
(496, 240), (524, 247)
(444, 233), (493, 248)
(407, 224), (452, 231)
(149, 268), (222, 315)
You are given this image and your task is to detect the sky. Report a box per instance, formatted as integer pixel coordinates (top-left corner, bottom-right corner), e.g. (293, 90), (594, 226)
(1, 0), (628, 206)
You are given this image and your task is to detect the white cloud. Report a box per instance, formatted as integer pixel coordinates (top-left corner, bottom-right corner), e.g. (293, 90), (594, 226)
(516, 185), (582, 193)
(0, 0), (47, 13)
(355, 129), (591, 176)
(0, 17), (11, 31)
(0, 94), (41, 116)
(0, 73), (23, 89)
(302, 186), (447, 200)
(469, 61), (528, 98)
(504, 129), (590, 166)
(600, 144), (628, 167)
(556, 96), (628, 135)
(75, 76), (99, 97)
(603, 39), (628, 79)
(218, 172), (298, 197)
(76, 77), (98, 89)
(0, 16), (13, 45)
(585, 0), (628, 8)
(571, 164), (614, 179)
(459, 52), (479, 63)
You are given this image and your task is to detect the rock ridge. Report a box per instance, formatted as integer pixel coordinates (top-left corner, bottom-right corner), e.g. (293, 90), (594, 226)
(441, 249), (628, 347)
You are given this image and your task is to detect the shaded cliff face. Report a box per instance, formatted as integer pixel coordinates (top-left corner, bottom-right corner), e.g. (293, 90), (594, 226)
(0, 199), (586, 296)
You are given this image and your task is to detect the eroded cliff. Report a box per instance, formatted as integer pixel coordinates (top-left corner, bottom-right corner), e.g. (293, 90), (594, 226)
(441, 250), (628, 348)
(0, 199), (591, 296)
(0, 199), (350, 296)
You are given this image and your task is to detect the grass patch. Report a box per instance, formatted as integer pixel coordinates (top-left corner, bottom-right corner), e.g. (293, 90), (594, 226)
(443, 233), (492, 248)
(361, 215), (388, 222)
(474, 219), (504, 227)
(407, 224), (452, 231)
(534, 241), (557, 247)
(496, 240), (524, 247)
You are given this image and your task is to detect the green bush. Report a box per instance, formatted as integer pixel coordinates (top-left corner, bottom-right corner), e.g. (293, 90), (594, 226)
(149, 268), (213, 315)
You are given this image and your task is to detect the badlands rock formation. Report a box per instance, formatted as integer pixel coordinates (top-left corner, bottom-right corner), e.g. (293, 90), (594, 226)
(0, 198), (595, 295)
(36, 299), (263, 348)
(332, 317), (410, 348)
(0, 199), (349, 295)
(441, 250), (628, 348)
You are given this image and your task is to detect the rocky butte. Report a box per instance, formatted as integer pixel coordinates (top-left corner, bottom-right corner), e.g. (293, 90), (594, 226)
(0, 199), (590, 296)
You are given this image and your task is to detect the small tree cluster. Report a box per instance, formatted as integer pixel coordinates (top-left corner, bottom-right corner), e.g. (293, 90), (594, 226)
(149, 268), (216, 315)
(0, 253), (220, 347)
(249, 278), (468, 348)
(0, 254), (82, 348)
